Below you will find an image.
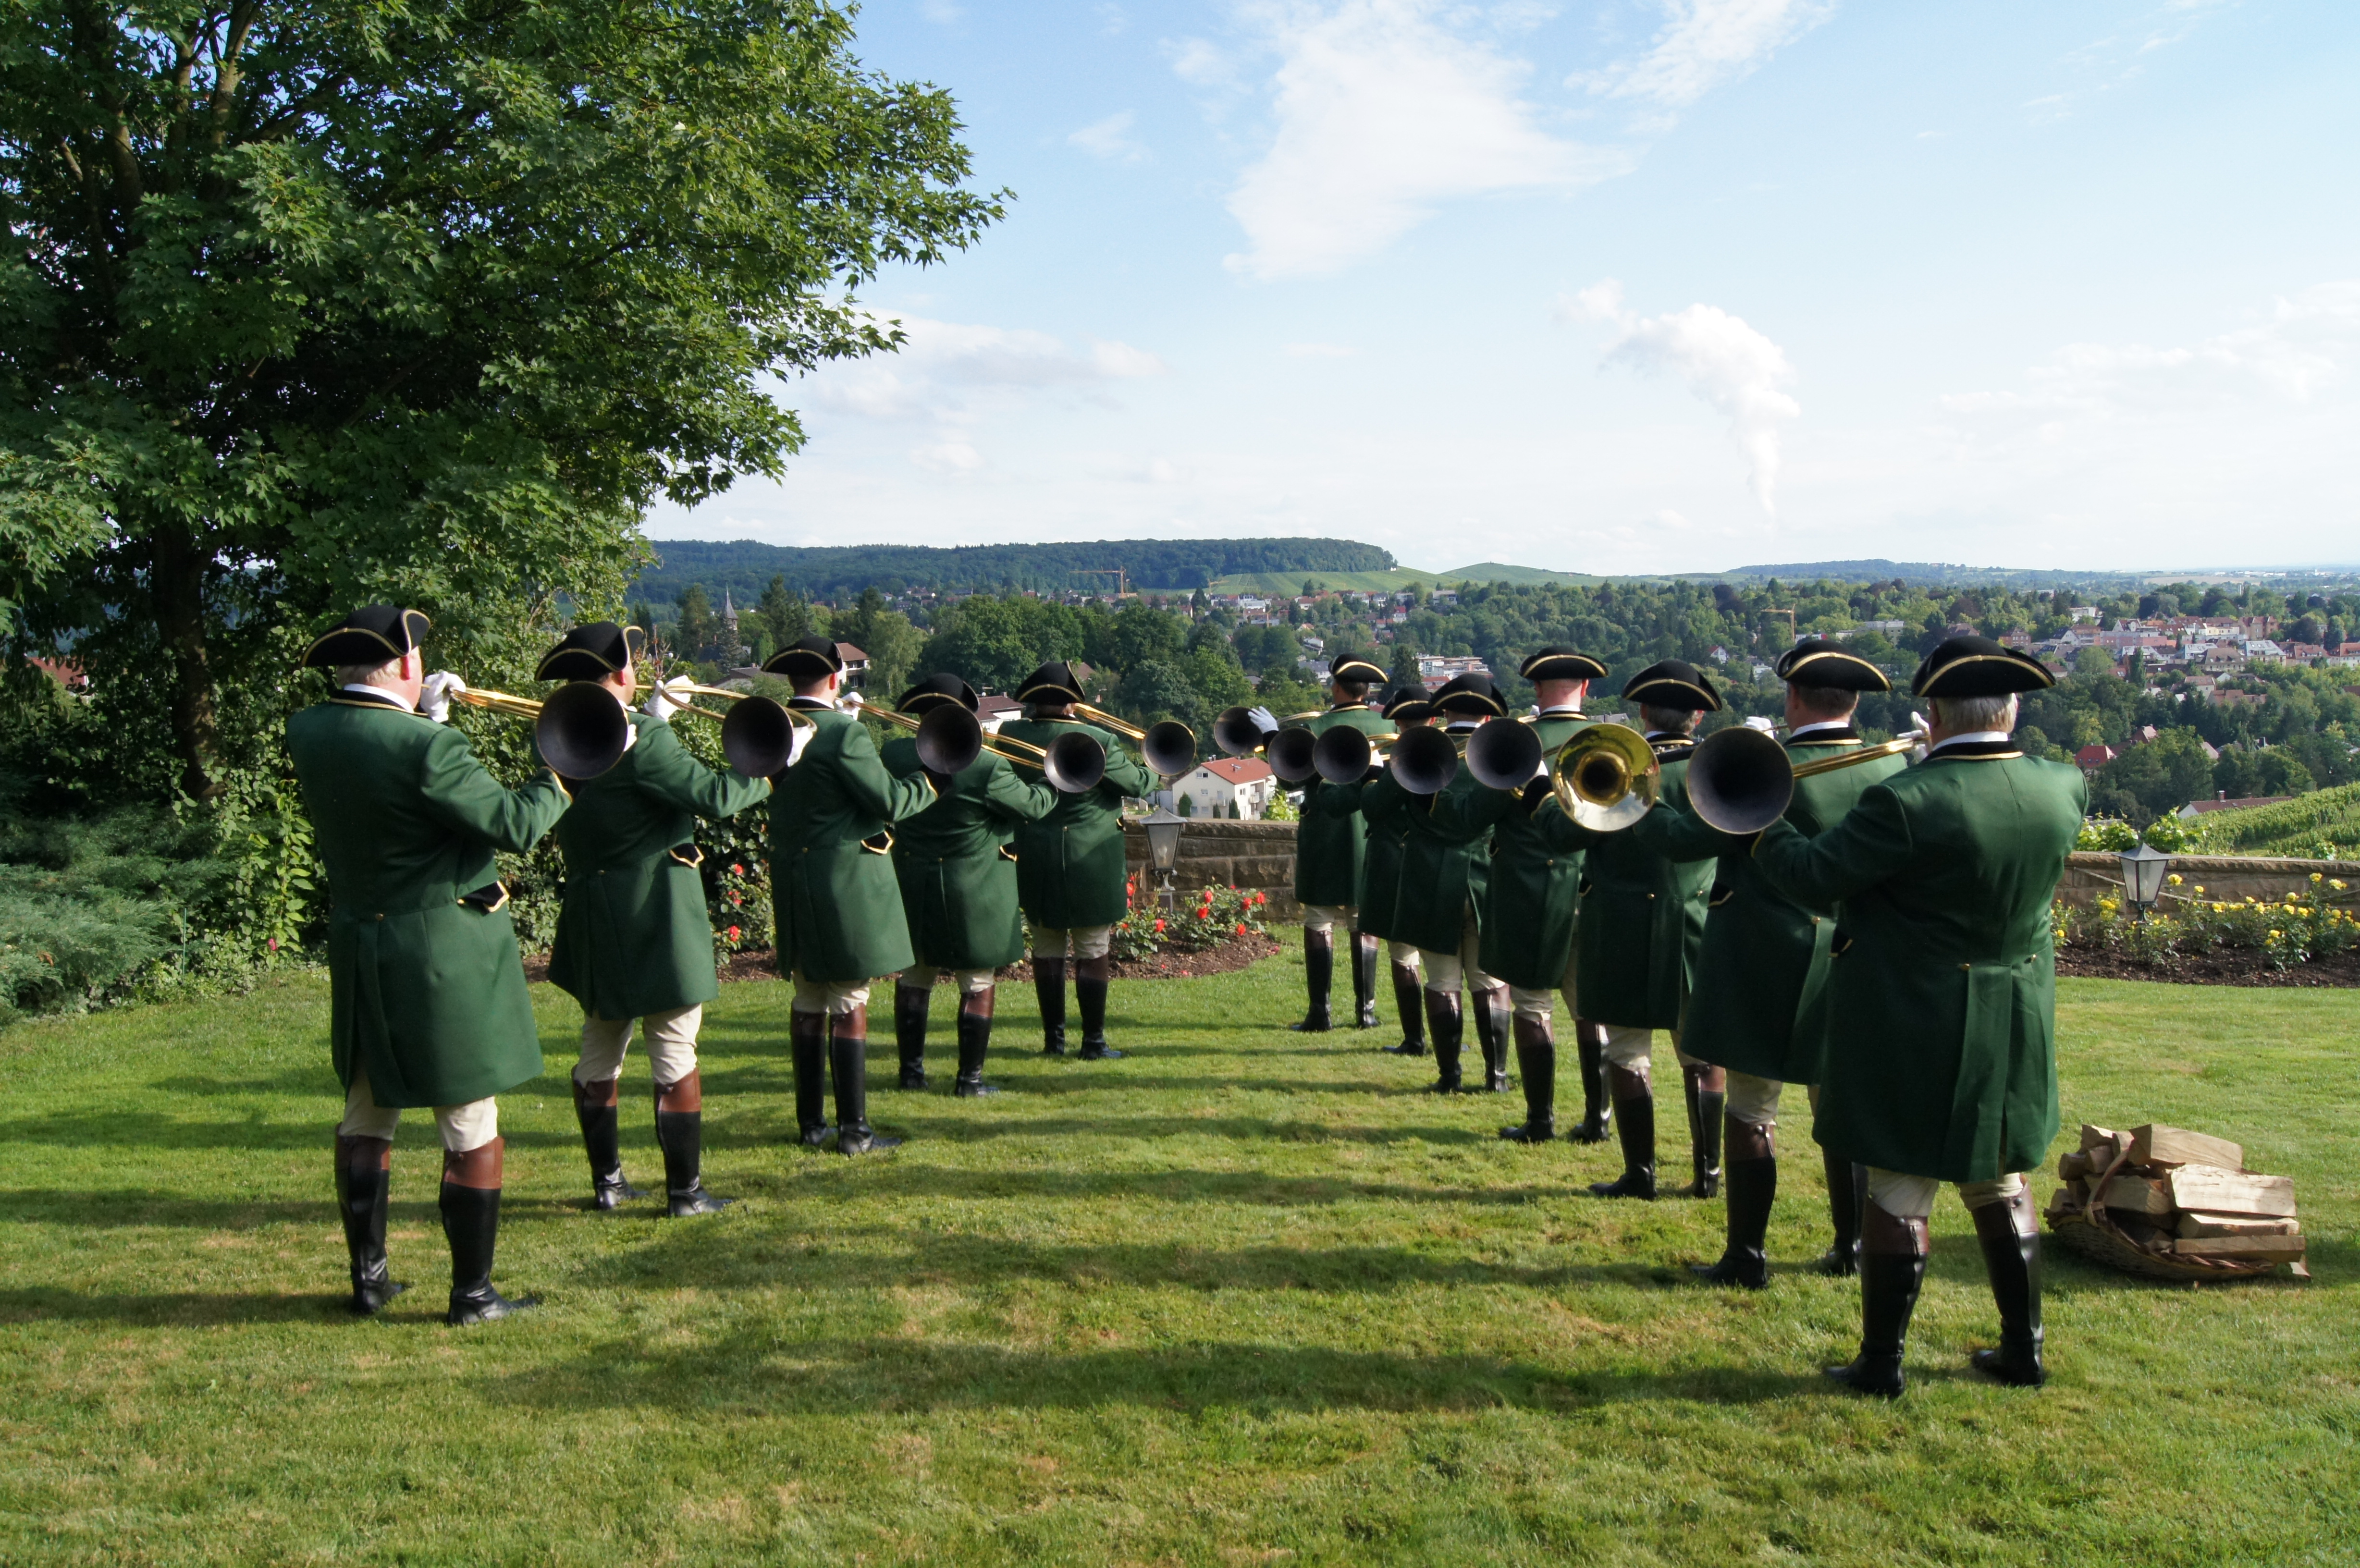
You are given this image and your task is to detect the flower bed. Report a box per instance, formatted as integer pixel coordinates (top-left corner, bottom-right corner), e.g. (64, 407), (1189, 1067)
(2053, 872), (2360, 985)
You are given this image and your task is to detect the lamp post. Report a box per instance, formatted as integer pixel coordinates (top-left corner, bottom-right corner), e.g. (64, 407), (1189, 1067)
(2119, 835), (2172, 922)
(1143, 804), (1185, 915)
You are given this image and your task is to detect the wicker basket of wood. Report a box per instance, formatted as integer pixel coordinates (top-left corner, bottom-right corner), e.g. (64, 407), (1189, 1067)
(2045, 1123), (2308, 1282)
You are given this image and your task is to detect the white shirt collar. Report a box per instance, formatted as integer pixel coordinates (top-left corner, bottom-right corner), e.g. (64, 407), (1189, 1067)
(1931, 730), (2013, 752)
(342, 683), (415, 712)
(1536, 704), (1583, 717)
(1789, 718), (1854, 739)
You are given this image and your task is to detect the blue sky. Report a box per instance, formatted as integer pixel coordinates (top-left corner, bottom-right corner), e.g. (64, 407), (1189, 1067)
(647, 0), (2360, 576)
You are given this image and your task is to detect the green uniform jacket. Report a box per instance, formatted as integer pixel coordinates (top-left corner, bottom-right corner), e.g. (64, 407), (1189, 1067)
(766, 703), (938, 983)
(1751, 742), (2086, 1182)
(1389, 727), (1494, 954)
(1308, 767), (1414, 941)
(1427, 712), (1592, 990)
(1538, 738), (1712, 1029)
(546, 712), (771, 1021)
(998, 717), (1155, 930)
(881, 737), (1059, 970)
(1630, 728), (1906, 1083)
(287, 693), (570, 1107)
(1291, 704), (1393, 906)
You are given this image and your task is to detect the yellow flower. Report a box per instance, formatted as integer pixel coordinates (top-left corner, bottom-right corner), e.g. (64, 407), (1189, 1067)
(2334, 880), (2348, 892)
(2193, 885), (2206, 894)
(2167, 873), (2184, 886)
(2269, 930), (2284, 940)
(2311, 872), (2324, 883)
(2212, 902), (2225, 912)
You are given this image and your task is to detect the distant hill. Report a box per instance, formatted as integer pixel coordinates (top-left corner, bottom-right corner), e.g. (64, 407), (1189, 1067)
(1207, 561), (1607, 595)
(630, 538), (1396, 601)
(1681, 560), (2155, 589)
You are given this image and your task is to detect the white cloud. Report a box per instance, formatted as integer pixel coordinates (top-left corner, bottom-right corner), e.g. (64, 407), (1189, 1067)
(1068, 110), (1147, 163)
(1581, 0), (1835, 111)
(806, 315), (1168, 422)
(1564, 279), (1801, 514)
(1942, 280), (2360, 427)
(1165, 36), (1233, 87)
(912, 441), (984, 475)
(1219, 0), (1622, 280)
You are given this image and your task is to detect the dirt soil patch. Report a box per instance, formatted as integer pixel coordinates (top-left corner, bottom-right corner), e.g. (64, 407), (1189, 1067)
(2057, 945), (2360, 988)
(534, 932), (1289, 989)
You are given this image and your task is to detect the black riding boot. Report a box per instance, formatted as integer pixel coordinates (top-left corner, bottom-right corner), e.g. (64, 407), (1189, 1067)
(1500, 1015), (1556, 1142)
(1292, 929), (1334, 1032)
(1588, 1067), (1656, 1199)
(1692, 1117), (1774, 1288)
(1815, 1152), (1866, 1276)
(791, 1009), (832, 1147)
(1684, 1067), (1725, 1199)
(831, 1007), (900, 1155)
(442, 1140), (535, 1326)
(1424, 990), (1464, 1092)
(1076, 957), (1121, 1059)
(1473, 986), (1511, 1092)
(1969, 1189), (2046, 1387)
(654, 1069), (732, 1216)
(1571, 1024), (1612, 1143)
(572, 1074), (644, 1210)
(1384, 962), (1428, 1055)
(1825, 1204), (1927, 1398)
(335, 1134), (405, 1315)
(893, 983), (932, 1089)
(1352, 933), (1380, 1029)
(1034, 956), (1068, 1055)
(954, 992), (998, 1097)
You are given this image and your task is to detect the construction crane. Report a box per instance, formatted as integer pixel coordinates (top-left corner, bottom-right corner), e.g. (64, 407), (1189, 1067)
(1077, 568), (1132, 600)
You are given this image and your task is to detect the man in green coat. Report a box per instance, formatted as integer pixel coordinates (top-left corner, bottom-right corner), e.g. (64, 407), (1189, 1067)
(1394, 674), (1510, 1094)
(1628, 641), (1907, 1288)
(999, 661), (1156, 1060)
(1312, 687), (1436, 1054)
(1426, 647), (1607, 1143)
(287, 605), (571, 1325)
(761, 636), (940, 1154)
(1751, 636), (2082, 1397)
(1540, 661), (1720, 1201)
(1284, 656), (1392, 1032)
(537, 623), (772, 1216)
(879, 674), (1059, 1097)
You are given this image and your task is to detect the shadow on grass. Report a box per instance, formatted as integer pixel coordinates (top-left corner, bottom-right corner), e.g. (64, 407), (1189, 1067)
(479, 1333), (1823, 1416)
(0, 1286), (377, 1327)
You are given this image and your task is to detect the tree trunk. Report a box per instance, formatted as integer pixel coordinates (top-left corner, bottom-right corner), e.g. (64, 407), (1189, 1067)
(151, 523), (222, 800)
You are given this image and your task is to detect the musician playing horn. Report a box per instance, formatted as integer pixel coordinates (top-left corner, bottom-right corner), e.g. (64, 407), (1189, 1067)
(1286, 656), (1393, 1033)
(287, 605), (573, 1324)
(999, 661), (1155, 1060)
(1306, 686), (1439, 1055)
(537, 623), (771, 1217)
(1626, 639), (1906, 1286)
(761, 635), (940, 1154)
(1748, 635), (2082, 1396)
(1396, 673), (1513, 1094)
(878, 674), (1059, 1096)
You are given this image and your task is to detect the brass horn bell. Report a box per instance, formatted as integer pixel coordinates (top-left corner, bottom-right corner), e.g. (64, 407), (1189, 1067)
(1549, 723), (1659, 830)
(1388, 725), (1460, 796)
(1685, 725), (1794, 835)
(1465, 719), (1543, 792)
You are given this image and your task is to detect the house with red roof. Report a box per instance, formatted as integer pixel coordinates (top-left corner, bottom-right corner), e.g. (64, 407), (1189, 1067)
(1173, 756), (1276, 820)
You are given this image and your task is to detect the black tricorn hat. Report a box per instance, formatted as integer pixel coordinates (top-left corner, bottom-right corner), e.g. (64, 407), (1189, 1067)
(1382, 686), (1436, 723)
(762, 635), (845, 682)
(1775, 638), (1891, 693)
(303, 605), (430, 669)
(1622, 659), (1723, 712)
(1910, 635), (2056, 698)
(535, 621), (645, 682)
(1328, 655), (1387, 686)
(1016, 660), (1086, 703)
(1432, 673), (1506, 718)
(897, 673), (979, 713)
(1520, 645), (1609, 683)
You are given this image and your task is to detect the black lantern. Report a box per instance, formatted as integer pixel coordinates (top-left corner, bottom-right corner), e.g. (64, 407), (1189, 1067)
(2119, 836), (2172, 922)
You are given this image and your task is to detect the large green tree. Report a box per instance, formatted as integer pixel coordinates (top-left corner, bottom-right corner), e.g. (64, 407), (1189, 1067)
(0, 1), (999, 796)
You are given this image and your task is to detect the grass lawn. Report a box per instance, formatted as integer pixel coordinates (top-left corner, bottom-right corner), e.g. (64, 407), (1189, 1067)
(1, 956), (2353, 1565)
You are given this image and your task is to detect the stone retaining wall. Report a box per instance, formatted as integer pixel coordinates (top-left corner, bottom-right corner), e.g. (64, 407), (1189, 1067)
(1117, 821), (2359, 923)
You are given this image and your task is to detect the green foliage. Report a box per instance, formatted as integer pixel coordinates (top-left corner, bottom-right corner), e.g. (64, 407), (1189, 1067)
(2090, 728), (2217, 826)
(2192, 782), (2360, 860)
(2059, 876), (2358, 969)
(830, 587), (922, 699)
(1107, 878), (1270, 960)
(632, 538), (1397, 601)
(1, 0), (1000, 797)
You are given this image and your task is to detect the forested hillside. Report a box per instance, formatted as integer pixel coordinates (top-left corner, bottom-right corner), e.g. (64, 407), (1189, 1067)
(631, 538), (1396, 601)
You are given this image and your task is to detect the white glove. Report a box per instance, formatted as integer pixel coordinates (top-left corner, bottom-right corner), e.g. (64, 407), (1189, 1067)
(1908, 710), (1933, 762)
(843, 690), (865, 710)
(1743, 714), (1777, 733)
(642, 678), (688, 722)
(420, 671), (467, 724)
(1246, 705), (1278, 737)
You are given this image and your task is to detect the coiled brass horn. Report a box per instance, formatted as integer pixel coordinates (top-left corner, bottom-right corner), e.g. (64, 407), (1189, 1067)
(1549, 723), (1659, 830)
(1465, 719), (1544, 792)
(455, 683), (632, 780)
(1388, 725), (1461, 796)
(1688, 729), (1918, 834)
